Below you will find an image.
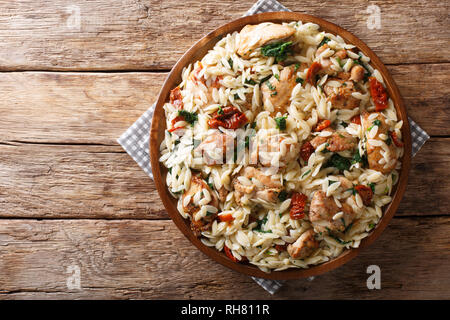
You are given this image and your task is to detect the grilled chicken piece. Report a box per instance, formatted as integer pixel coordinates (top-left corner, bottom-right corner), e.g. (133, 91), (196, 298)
(350, 65), (365, 82)
(182, 176), (219, 236)
(250, 133), (300, 167)
(362, 112), (398, 174)
(261, 65), (297, 115)
(195, 132), (235, 165)
(233, 167), (283, 205)
(316, 44), (347, 76)
(185, 63), (222, 108)
(338, 176), (353, 190)
(323, 78), (361, 110)
(217, 186), (229, 202)
(310, 128), (357, 152)
(287, 229), (319, 259)
(237, 23), (296, 59)
(309, 191), (355, 234)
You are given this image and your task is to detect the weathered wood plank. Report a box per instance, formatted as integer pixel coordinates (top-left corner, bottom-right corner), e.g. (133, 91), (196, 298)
(0, 0), (447, 71)
(0, 217), (448, 299)
(0, 65), (447, 147)
(0, 138), (448, 219)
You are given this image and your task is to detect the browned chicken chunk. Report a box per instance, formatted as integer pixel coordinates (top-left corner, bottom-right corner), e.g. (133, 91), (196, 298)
(195, 132), (235, 165)
(350, 65), (365, 82)
(309, 191), (355, 234)
(237, 23), (296, 59)
(261, 65), (297, 115)
(250, 133), (300, 167)
(233, 167), (283, 205)
(323, 78), (361, 110)
(287, 229), (319, 259)
(182, 176), (219, 236)
(310, 129), (357, 152)
(361, 112), (398, 174)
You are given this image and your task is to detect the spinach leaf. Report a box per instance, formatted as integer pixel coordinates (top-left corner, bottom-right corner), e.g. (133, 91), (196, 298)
(275, 116), (287, 130)
(261, 41), (293, 62)
(327, 153), (351, 171)
(178, 110), (198, 126)
(318, 36), (330, 48)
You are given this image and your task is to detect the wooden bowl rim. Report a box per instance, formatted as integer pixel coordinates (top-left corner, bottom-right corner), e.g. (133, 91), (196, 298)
(149, 12), (412, 280)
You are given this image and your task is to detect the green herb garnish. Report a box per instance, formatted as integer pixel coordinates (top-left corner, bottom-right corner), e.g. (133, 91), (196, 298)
(266, 81), (276, 91)
(369, 183), (376, 193)
(178, 110), (198, 126)
(340, 121), (348, 128)
(275, 116), (287, 130)
(294, 63), (300, 71)
(385, 136), (392, 145)
(278, 190), (288, 202)
(227, 57), (233, 69)
(301, 169), (312, 178)
(261, 41), (293, 62)
(327, 153), (351, 171)
(217, 106), (224, 115)
(244, 78), (257, 85)
(260, 74), (272, 84)
(318, 36), (330, 48)
(328, 180), (338, 186)
(351, 149), (368, 166)
(295, 77), (304, 84)
(372, 119), (381, 126)
(274, 73), (280, 81)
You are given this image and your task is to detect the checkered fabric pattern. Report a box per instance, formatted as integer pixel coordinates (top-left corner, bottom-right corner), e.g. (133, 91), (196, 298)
(117, 0), (430, 295)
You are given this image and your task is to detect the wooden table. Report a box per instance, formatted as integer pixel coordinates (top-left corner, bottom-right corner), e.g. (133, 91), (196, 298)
(0, 0), (449, 299)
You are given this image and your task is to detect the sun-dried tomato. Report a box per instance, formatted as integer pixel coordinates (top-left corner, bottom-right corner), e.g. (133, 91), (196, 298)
(218, 213), (234, 222)
(211, 75), (223, 88)
(369, 77), (388, 112)
(224, 245), (246, 263)
(274, 244), (287, 252)
(208, 106), (248, 129)
(300, 141), (315, 162)
(354, 185), (373, 206)
(168, 115), (185, 132)
(351, 115), (361, 125)
(314, 119), (331, 132)
(169, 87), (183, 109)
(305, 62), (322, 85)
(389, 131), (404, 147)
(290, 192), (308, 220)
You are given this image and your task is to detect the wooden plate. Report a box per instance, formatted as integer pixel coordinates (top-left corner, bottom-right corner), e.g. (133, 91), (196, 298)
(149, 12), (411, 280)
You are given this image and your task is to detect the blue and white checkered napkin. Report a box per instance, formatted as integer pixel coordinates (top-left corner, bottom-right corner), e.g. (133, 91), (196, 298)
(118, 0), (430, 294)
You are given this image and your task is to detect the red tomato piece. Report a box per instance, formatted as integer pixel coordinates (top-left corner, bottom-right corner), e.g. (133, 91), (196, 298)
(208, 106), (248, 129)
(300, 141), (315, 162)
(169, 87), (183, 109)
(168, 115), (185, 132)
(274, 244), (287, 252)
(390, 131), (404, 147)
(305, 62), (322, 85)
(369, 77), (388, 111)
(218, 213), (234, 222)
(223, 245), (245, 263)
(314, 119), (331, 132)
(351, 115), (361, 125)
(290, 192), (308, 220)
(354, 185), (373, 206)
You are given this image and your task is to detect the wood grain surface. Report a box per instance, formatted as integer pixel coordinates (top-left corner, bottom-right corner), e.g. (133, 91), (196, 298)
(0, 0), (449, 298)
(0, 217), (448, 299)
(0, 0), (447, 70)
